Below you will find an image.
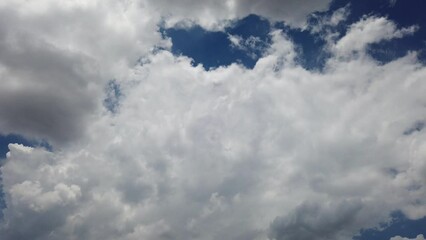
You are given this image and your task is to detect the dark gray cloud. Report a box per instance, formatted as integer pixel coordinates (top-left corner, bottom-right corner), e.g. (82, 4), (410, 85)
(0, 34), (99, 143)
(0, 1), (165, 145)
(268, 200), (363, 240)
(0, 6), (98, 144)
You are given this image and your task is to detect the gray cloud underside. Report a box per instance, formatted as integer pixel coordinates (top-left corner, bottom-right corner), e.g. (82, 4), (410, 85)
(149, 0), (332, 29)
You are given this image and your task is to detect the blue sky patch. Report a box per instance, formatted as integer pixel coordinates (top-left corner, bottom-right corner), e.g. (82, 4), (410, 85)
(276, 22), (330, 70)
(404, 121), (425, 135)
(330, 0), (426, 63)
(163, 15), (271, 69)
(165, 0), (426, 70)
(104, 80), (122, 114)
(354, 212), (426, 240)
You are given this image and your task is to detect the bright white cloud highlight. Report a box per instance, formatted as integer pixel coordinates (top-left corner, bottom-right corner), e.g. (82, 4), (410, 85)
(334, 16), (418, 56)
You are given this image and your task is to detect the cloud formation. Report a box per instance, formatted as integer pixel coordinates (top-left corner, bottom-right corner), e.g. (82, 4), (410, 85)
(0, 0), (166, 144)
(334, 16), (418, 56)
(391, 235), (425, 240)
(149, 0), (332, 29)
(268, 200), (363, 240)
(1, 1), (426, 240)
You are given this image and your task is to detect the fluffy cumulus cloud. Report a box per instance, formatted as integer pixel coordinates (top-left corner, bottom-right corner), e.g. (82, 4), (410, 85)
(1, 1), (426, 240)
(0, 0), (166, 144)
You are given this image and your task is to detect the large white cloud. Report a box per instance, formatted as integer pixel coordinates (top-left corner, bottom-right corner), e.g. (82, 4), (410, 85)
(1, 2), (426, 240)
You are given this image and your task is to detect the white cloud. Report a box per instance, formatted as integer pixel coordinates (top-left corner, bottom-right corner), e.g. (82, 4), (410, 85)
(0, 0), (167, 144)
(334, 16), (418, 57)
(328, 5), (350, 26)
(228, 34), (267, 59)
(308, 5), (350, 34)
(228, 34), (244, 49)
(9, 181), (81, 212)
(0, 3), (426, 240)
(391, 234), (425, 240)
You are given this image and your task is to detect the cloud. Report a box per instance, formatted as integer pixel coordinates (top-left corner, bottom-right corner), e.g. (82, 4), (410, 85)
(149, 0), (332, 29)
(308, 5), (350, 34)
(228, 34), (268, 59)
(268, 200), (363, 240)
(1, 3), (426, 240)
(334, 16), (418, 57)
(391, 235), (425, 240)
(0, 0), (167, 145)
(0, 0), (330, 144)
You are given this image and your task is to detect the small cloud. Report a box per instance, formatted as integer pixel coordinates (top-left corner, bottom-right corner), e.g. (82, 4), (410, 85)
(390, 234), (425, 240)
(228, 34), (269, 59)
(228, 34), (244, 49)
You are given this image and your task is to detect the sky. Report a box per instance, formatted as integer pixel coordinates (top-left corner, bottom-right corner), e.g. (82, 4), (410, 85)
(0, 0), (426, 239)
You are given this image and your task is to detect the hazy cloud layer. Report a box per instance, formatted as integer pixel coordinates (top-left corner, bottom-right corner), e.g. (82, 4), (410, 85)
(1, 1), (426, 240)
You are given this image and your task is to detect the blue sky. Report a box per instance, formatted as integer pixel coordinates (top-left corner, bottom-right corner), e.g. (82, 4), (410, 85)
(0, 0), (426, 239)
(165, 0), (426, 70)
(354, 212), (426, 240)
